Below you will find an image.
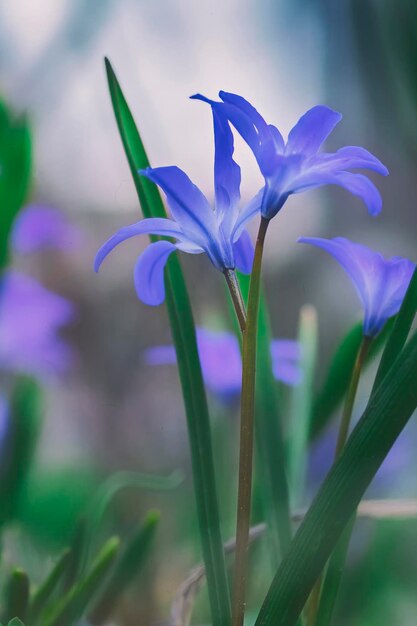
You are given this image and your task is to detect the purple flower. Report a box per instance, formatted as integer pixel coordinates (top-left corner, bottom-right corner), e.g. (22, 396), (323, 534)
(193, 92), (388, 219)
(11, 205), (82, 254)
(145, 328), (301, 401)
(95, 104), (260, 306)
(298, 237), (415, 337)
(0, 271), (75, 377)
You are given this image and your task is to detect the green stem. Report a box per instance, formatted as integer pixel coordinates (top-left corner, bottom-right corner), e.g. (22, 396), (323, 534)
(224, 269), (247, 333)
(309, 335), (371, 626)
(232, 217), (270, 626)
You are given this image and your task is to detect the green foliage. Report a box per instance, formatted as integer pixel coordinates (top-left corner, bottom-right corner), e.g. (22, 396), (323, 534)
(310, 320), (392, 440)
(89, 510), (160, 624)
(255, 328), (417, 626)
(1, 569), (29, 625)
(0, 99), (31, 269)
(104, 57), (231, 626)
(0, 378), (41, 527)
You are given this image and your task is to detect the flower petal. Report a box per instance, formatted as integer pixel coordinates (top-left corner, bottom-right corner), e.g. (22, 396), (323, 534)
(191, 94), (241, 215)
(270, 339), (302, 386)
(94, 217), (186, 272)
(312, 146), (388, 176)
(219, 91), (278, 176)
(139, 166), (216, 246)
(290, 170), (383, 216)
(133, 240), (177, 306)
(233, 230), (254, 274)
(232, 188), (263, 239)
(286, 105), (342, 156)
(298, 237), (415, 336)
(143, 345), (177, 365)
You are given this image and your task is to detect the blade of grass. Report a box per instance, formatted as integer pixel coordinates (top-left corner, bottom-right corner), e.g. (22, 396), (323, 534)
(28, 549), (71, 625)
(104, 58), (230, 626)
(0, 378), (41, 527)
(2, 569), (29, 625)
(255, 328), (417, 626)
(0, 100), (32, 270)
(43, 537), (119, 626)
(288, 305), (318, 508)
(89, 510), (159, 624)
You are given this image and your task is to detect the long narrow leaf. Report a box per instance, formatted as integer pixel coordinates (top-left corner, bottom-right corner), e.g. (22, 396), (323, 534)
(89, 510), (159, 624)
(43, 537), (119, 626)
(373, 266), (417, 390)
(0, 100), (32, 270)
(2, 569), (29, 624)
(288, 305), (318, 507)
(255, 329), (417, 626)
(0, 378), (41, 526)
(104, 58), (230, 626)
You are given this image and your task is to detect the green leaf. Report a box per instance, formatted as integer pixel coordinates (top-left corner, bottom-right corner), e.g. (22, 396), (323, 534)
(28, 549), (71, 625)
(238, 273), (292, 565)
(310, 320), (391, 440)
(0, 100), (32, 269)
(7, 620), (25, 626)
(2, 569), (30, 625)
(255, 328), (417, 626)
(104, 58), (230, 626)
(0, 378), (41, 526)
(373, 266), (417, 391)
(43, 537), (119, 626)
(288, 305), (318, 507)
(89, 510), (160, 624)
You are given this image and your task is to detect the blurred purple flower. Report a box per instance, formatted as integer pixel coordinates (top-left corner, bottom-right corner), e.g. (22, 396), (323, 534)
(298, 237), (415, 337)
(194, 91), (388, 220)
(95, 102), (259, 306)
(0, 271), (75, 377)
(145, 328), (301, 401)
(11, 205), (82, 254)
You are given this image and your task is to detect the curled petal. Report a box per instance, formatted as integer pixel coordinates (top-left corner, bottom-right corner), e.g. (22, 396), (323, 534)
(139, 166), (216, 246)
(290, 170), (383, 216)
(286, 105), (342, 156)
(191, 94), (241, 215)
(94, 217), (186, 272)
(134, 240), (177, 306)
(233, 230), (254, 274)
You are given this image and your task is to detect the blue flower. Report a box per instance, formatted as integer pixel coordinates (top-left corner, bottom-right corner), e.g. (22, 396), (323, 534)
(298, 237), (415, 337)
(145, 327), (301, 402)
(0, 271), (75, 377)
(95, 102), (260, 306)
(193, 92), (388, 220)
(12, 205), (82, 254)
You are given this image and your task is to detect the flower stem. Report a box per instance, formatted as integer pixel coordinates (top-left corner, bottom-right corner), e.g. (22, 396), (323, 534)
(224, 269), (247, 333)
(308, 334), (372, 626)
(232, 217), (269, 626)
(334, 336), (372, 460)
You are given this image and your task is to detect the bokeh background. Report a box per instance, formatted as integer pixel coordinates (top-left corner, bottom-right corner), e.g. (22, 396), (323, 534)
(1, 1), (417, 624)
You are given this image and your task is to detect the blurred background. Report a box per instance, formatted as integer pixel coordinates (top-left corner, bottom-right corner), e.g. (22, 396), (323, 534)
(1, 1), (417, 624)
